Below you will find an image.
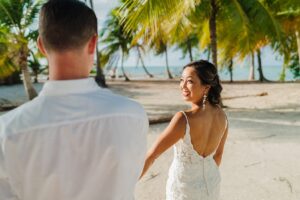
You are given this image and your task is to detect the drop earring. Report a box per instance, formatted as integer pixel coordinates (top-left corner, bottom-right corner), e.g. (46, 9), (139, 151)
(202, 94), (207, 110)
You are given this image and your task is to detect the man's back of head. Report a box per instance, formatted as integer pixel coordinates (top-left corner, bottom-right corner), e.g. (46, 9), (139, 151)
(38, 0), (98, 80)
(39, 0), (97, 52)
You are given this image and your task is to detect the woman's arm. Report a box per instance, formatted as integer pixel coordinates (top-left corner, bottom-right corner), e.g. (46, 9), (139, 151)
(140, 112), (186, 178)
(213, 123), (228, 166)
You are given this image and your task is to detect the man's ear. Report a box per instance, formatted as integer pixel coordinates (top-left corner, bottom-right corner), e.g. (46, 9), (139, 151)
(88, 34), (98, 54)
(37, 36), (47, 56)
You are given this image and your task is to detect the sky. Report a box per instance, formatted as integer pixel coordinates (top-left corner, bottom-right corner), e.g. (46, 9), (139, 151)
(92, 0), (283, 68)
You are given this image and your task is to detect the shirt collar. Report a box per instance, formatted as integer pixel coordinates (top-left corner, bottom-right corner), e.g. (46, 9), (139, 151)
(39, 78), (100, 96)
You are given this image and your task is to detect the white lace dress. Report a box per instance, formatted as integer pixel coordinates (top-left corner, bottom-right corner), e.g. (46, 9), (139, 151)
(166, 112), (223, 200)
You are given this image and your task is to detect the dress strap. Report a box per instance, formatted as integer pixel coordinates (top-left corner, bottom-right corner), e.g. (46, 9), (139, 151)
(224, 113), (228, 134)
(180, 111), (191, 142)
(180, 111), (190, 130)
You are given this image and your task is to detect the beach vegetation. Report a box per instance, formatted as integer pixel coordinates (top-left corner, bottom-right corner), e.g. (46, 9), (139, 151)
(120, 0), (299, 81)
(0, 0), (41, 99)
(85, 0), (107, 87)
(100, 8), (132, 81)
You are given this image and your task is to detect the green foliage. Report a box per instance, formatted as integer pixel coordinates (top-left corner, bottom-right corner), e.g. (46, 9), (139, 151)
(175, 34), (198, 60)
(121, 0), (197, 38)
(0, 0), (42, 36)
(100, 8), (133, 69)
(217, 0), (284, 65)
(121, 0), (286, 68)
(0, 27), (20, 78)
(0, 0), (43, 78)
(28, 49), (47, 81)
(265, 0), (300, 65)
(288, 53), (300, 79)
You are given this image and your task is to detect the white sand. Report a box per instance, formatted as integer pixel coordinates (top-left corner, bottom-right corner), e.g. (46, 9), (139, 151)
(0, 80), (300, 200)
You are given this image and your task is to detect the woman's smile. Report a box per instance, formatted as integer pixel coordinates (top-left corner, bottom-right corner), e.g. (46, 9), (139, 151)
(182, 90), (190, 97)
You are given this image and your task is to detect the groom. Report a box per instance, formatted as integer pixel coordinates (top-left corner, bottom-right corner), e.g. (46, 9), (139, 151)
(0, 0), (148, 199)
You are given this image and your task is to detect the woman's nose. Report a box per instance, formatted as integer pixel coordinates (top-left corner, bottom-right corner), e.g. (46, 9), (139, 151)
(180, 81), (187, 89)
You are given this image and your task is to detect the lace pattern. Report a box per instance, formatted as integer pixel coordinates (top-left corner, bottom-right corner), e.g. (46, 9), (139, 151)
(165, 112), (221, 200)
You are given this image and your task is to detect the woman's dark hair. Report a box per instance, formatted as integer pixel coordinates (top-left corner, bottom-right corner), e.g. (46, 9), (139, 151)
(183, 60), (222, 105)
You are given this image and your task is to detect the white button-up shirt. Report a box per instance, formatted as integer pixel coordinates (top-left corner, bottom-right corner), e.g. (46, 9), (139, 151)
(0, 78), (148, 200)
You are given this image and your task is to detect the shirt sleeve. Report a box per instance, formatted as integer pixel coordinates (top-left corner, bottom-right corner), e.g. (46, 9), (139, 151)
(0, 138), (19, 200)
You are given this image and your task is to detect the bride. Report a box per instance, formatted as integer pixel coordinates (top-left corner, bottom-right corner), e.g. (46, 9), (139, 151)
(140, 60), (228, 200)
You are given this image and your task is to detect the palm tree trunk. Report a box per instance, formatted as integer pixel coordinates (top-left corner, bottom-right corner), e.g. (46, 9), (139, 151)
(248, 52), (255, 80)
(137, 47), (153, 78)
(34, 71), (38, 83)
(95, 47), (107, 87)
(207, 45), (211, 61)
(280, 54), (289, 82)
(228, 59), (233, 83)
(257, 49), (269, 82)
(121, 51), (130, 81)
(89, 0), (107, 87)
(165, 45), (173, 79)
(209, 0), (218, 68)
(280, 64), (286, 82)
(20, 44), (37, 100)
(187, 38), (193, 61)
(296, 31), (300, 66)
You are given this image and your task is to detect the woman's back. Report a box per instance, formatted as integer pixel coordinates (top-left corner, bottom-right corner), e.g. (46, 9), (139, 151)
(166, 106), (227, 200)
(186, 105), (227, 158)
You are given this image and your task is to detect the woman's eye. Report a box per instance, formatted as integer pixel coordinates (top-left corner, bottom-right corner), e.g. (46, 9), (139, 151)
(187, 80), (193, 83)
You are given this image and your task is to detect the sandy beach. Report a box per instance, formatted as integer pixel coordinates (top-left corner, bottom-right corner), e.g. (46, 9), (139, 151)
(0, 80), (299, 200)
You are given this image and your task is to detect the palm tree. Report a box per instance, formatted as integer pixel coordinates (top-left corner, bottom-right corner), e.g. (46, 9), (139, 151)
(269, 0), (300, 80)
(217, 0), (283, 81)
(120, 0), (218, 66)
(288, 52), (300, 79)
(271, 0), (300, 63)
(248, 52), (255, 80)
(85, 0), (107, 87)
(0, 26), (20, 80)
(0, 26), (24, 85)
(121, 0), (284, 74)
(164, 44), (173, 79)
(256, 49), (269, 82)
(134, 20), (174, 79)
(209, 0), (218, 68)
(228, 59), (233, 82)
(161, 10), (198, 62)
(0, 0), (40, 100)
(133, 43), (154, 78)
(149, 37), (173, 79)
(175, 34), (198, 62)
(101, 8), (132, 81)
(28, 50), (48, 83)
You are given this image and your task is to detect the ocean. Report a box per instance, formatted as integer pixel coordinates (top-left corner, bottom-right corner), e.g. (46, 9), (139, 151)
(105, 65), (297, 81)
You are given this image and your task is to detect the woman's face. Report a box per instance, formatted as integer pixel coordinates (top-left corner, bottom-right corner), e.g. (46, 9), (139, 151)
(180, 67), (209, 104)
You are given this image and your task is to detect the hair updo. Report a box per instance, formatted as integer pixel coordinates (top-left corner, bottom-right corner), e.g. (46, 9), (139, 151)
(183, 60), (222, 105)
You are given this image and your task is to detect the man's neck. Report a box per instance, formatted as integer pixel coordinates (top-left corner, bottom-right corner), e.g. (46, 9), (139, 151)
(47, 51), (91, 80)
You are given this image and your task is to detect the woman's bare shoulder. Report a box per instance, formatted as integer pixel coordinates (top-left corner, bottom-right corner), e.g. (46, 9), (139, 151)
(171, 111), (188, 125)
(213, 106), (228, 127)
(215, 106), (227, 117)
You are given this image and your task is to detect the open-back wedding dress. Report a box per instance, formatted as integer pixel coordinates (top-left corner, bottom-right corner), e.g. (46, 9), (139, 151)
(166, 111), (227, 200)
